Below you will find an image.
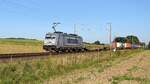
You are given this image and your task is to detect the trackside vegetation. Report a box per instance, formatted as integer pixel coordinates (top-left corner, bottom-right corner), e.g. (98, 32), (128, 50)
(0, 49), (143, 84)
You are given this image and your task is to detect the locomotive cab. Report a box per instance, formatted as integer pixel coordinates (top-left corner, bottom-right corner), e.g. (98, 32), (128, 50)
(43, 33), (58, 51)
(45, 33), (57, 45)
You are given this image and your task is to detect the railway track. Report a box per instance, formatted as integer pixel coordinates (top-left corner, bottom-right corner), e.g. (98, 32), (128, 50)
(0, 52), (50, 61)
(0, 49), (107, 61)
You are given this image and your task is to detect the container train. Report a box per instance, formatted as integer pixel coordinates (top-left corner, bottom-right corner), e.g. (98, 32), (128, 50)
(43, 35), (142, 52)
(43, 23), (142, 52)
(112, 37), (141, 49)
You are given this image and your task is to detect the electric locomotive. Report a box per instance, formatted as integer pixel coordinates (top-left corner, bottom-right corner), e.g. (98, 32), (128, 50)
(43, 23), (84, 52)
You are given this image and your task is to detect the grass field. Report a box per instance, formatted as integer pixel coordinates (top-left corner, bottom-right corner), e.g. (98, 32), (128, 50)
(0, 38), (44, 54)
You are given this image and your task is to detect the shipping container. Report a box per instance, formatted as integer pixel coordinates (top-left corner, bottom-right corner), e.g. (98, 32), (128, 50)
(112, 42), (124, 49)
(124, 43), (131, 49)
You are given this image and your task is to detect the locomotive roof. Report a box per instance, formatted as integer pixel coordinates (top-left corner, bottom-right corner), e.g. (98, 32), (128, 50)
(54, 31), (63, 33)
(64, 33), (80, 37)
(46, 32), (81, 37)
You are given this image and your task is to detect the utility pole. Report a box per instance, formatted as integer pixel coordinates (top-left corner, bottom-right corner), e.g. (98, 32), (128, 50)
(74, 24), (76, 34)
(107, 23), (112, 56)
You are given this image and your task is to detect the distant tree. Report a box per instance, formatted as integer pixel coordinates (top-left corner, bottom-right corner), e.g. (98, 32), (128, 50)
(94, 40), (101, 45)
(148, 42), (150, 49)
(6, 38), (37, 41)
(114, 37), (126, 43)
(126, 35), (140, 44)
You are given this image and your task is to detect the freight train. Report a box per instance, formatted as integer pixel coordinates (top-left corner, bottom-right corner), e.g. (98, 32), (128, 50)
(43, 23), (142, 52)
(112, 37), (141, 49)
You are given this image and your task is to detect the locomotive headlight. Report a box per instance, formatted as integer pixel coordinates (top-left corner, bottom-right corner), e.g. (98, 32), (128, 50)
(44, 41), (47, 44)
(44, 40), (49, 44)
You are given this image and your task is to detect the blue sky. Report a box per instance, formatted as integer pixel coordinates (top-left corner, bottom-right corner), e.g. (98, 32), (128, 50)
(0, 0), (150, 43)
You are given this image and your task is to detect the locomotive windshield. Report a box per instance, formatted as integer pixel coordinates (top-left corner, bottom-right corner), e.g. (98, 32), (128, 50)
(45, 37), (55, 39)
(45, 34), (56, 39)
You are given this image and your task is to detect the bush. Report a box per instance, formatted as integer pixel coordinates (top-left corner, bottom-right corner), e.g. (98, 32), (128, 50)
(93, 40), (101, 45)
